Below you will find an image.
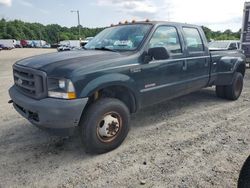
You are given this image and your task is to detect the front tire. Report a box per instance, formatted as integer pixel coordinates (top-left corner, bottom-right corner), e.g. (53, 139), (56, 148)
(80, 98), (130, 154)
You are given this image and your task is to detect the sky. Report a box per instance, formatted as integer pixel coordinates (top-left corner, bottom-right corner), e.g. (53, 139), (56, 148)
(0, 0), (246, 32)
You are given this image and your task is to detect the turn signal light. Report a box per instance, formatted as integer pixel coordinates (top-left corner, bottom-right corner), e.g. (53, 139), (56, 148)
(68, 92), (77, 99)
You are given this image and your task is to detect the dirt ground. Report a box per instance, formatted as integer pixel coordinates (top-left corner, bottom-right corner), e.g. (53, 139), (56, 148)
(0, 49), (249, 188)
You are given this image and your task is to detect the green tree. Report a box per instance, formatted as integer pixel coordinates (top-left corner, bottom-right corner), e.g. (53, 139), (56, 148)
(0, 19), (241, 44)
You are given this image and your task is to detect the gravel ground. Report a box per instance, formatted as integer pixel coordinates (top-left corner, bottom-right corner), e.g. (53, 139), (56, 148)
(0, 49), (249, 188)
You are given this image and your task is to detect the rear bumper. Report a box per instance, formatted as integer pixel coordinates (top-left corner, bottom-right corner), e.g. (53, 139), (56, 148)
(9, 86), (88, 130)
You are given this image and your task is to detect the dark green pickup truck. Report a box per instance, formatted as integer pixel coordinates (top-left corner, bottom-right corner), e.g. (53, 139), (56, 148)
(9, 21), (246, 153)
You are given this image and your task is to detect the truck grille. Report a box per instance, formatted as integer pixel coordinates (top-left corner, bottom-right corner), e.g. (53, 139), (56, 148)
(13, 64), (47, 99)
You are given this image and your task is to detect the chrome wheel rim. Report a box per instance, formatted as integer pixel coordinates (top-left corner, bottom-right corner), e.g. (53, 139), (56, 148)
(96, 112), (122, 143)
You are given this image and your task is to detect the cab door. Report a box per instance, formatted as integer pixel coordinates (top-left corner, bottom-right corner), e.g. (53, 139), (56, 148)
(138, 25), (187, 107)
(180, 27), (210, 92)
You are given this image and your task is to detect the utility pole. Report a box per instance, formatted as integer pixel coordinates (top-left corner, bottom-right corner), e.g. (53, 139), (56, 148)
(165, 3), (172, 21)
(71, 10), (81, 41)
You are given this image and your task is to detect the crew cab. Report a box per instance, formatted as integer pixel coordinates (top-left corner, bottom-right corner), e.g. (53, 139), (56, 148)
(9, 21), (246, 153)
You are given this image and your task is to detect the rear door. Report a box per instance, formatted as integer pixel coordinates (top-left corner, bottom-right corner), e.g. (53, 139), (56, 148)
(181, 27), (210, 91)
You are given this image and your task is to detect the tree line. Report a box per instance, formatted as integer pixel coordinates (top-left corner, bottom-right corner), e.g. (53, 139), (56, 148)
(0, 19), (104, 44)
(0, 19), (241, 44)
(202, 26), (241, 41)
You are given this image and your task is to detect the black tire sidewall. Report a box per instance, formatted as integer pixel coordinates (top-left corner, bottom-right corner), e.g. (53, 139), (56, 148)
(81, 98), (130, 154)
(233, 73), (243, 98)
(226, 72), (243, 100)
(216, 85), (226, 98)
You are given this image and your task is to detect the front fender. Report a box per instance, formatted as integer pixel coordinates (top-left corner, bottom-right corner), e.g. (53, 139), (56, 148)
(80, 73), (139, 98)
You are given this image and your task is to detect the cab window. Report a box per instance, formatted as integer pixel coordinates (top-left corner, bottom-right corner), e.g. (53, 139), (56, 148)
(183, 27), (204, 52)
(149, 26), (182, 54)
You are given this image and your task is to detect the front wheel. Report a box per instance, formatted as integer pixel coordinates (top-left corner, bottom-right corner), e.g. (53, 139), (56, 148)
(80, 98), (130, 154)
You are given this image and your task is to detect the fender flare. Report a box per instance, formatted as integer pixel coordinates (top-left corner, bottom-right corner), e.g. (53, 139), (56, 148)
(232, 58), (246, 76)
(80, 73), (140, 111)
(214, 57), (246, 86)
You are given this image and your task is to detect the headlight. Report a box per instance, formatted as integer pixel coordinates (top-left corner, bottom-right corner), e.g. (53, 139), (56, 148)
(47, 78), (76, 99)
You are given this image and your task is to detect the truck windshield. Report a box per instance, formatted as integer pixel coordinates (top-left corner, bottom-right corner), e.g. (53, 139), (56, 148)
(85, 24), (152, 51)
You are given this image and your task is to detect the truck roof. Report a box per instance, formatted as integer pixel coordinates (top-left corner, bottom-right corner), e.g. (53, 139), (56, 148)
(111, 21), (201, 28)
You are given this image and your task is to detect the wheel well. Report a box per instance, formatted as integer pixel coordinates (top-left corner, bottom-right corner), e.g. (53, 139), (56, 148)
(88, 86), (137, 113)
(236, 63), (245, 77)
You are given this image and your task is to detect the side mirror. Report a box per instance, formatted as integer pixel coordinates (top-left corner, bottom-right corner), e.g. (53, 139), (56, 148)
(148, 47), (170, 61)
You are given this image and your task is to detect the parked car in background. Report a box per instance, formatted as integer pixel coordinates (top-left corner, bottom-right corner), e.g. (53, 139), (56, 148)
(57, 45), (72, 52)
(81, 37), (94, 46)
(59, 40), (81, 48)
(21, 40), (28, 48)
(33, 40), (47, 48)
(0, 39), (16, 49)
(50, 43), (60, 48)
(42, 44), (51, 48)
(0, 44), (12, 50)
(15, 40), (23, 48)
(208, 40), (240, 51)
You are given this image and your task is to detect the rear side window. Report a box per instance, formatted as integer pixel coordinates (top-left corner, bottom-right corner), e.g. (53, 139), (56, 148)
(149, 26), (182, 54)
(183, 27), (204, 52)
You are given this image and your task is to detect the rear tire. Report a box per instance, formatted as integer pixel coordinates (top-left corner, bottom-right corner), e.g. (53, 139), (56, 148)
(80, 98), (130, 154)
(215, 72), (243, 100)
(216, 86), (226, 98)
(225, 72), (243, 100)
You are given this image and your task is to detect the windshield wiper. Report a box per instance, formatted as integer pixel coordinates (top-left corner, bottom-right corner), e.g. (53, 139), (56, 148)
(94, 47), (117, 52)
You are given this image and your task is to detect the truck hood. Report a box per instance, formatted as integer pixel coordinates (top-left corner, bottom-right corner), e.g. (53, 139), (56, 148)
(16, 50), (127, 77)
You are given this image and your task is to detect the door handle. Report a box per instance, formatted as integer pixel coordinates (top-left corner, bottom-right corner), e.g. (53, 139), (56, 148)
(183, 60), (187, 71)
